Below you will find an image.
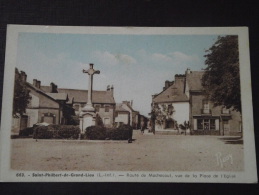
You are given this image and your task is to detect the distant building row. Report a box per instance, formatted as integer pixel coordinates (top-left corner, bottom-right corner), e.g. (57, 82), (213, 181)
(151, 68), (242, 136)
(12, 69), (144, 134)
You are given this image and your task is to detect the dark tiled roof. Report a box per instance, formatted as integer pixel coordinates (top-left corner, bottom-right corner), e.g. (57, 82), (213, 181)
(45, 93), (68, 101)
(186, 71), (204, 91)
(40, 86), (51, 93)
(153, 77), (189, 103)
(57, 88), (115, 104)
(153, 90), (189, 103)
(115, 103), (129, 112)
(153, 70), (205, 103)
(26, 83), (58, 102)
(125, 103), (135, 112)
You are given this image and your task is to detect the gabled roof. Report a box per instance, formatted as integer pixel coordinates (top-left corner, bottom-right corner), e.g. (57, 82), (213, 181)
(26, 83), (59, 103)
(41, 86), (115, 104)
(57, 88), (116, 104)
(186, 71), (204, 91)
(153, 77), (189, 103)
(153, 89), (189, 103)
(124, 103), (135, 112)
(115, 103), (129, 112)
(45, 93), (68, 101)
(121, 101), (140, 113)
(40, 86), (51, 93)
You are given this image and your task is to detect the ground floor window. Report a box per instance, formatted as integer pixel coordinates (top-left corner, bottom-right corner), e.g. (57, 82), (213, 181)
(41, 113), (56, 124)
(197, 119), (203, 130)
(105, 105), (109, 112)
(95, 104), (100, 112)
(104, 118), (110, 125)
(196, 118), (218, 130)
(210, 119), (215, 130)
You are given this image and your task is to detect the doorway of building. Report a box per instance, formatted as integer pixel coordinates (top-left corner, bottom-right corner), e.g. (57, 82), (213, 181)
(104, 118), (110, 126)
(20, 115), (28, 130)
(223, 120), (230, 135)
(166, 119), (175, 129)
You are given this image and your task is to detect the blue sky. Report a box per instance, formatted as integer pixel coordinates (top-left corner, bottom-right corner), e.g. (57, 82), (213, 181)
(16, 32), (219, 116)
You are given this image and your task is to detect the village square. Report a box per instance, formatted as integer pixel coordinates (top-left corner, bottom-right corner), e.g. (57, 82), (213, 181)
(9, 33), (244, 171)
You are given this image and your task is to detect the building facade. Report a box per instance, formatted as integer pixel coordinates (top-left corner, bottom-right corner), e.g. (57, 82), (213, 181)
(115, 103), (130, 126)
(186, 70), (242, 136)
(151, 68), (242, 136)
(152, 74), (189, 130)
(42, 85), (116, 127)
(12, 71), (65, 134)
(115, 101), (139, 128)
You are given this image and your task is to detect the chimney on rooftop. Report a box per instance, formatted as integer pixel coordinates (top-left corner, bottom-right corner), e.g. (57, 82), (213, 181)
(20, 71), (27, 82)
(186, 68), (191, 74)
(50, 82), (58, 93)
(36, 80), (41, 88)
(164, 80), (170, 90)
(110, 85), (114, 95)
(175, 74), (185, 85)
(107, 85), (110, 91)
(33, 79), (37, 87)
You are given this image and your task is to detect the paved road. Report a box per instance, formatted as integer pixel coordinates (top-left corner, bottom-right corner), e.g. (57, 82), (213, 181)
(11, 130), (244, 171)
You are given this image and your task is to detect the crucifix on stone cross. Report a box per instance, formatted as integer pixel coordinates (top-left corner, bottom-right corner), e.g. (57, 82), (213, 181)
(82, 63), (100, 111)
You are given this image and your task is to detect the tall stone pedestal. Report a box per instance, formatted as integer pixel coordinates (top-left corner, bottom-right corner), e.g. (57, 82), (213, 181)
(79, 63), (100, 133)
(79, 111), (96, 133)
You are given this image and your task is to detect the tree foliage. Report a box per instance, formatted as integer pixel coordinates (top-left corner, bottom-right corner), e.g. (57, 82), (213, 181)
(62, 104), (77, 125)
(151, 103), (175, 124)
(13, 68), (31, 116)
(202, 36), (241, 112)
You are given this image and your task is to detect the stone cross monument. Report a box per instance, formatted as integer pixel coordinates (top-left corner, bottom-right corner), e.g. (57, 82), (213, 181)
(79, 63), (100, 133)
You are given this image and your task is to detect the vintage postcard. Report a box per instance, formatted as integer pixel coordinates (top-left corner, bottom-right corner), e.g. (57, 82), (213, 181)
(0, 25), (257, 182)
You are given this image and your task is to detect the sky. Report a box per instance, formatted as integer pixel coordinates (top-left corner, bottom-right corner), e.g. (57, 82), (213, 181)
(16, 32), (219, 116)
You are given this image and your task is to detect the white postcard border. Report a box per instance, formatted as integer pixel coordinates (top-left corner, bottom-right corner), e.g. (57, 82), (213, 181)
(0, 25), (257, 183)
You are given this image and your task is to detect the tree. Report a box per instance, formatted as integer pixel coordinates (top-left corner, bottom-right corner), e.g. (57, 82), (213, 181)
(13, 68), (31, 116)
(202, 36), (241, 112)
(95, 113), (104, 127)
(151, 103), (175, 129)
(62, 104), (77, 125)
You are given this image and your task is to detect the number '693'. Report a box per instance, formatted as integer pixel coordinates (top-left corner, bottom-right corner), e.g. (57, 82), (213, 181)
(16, 173), (25, 177)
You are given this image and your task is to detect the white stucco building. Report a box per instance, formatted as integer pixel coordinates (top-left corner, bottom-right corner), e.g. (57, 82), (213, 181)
(152, 74), (189, 130)
(151, 68), (242, 136)
(115, 101), (139, 128)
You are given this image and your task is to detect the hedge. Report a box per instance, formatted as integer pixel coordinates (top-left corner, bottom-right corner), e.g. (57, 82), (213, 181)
(84, 124), (133, 140)
(33, 125), (80, 139)
(19, 127), (34, 136)
(116, 124), (133, 140)
(106, 128), (129, 140)
(85, 126), (106, 140)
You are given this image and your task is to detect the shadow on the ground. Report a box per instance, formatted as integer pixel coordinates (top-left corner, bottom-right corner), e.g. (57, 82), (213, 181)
(218, 137), (243, 145)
